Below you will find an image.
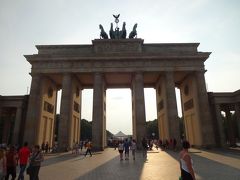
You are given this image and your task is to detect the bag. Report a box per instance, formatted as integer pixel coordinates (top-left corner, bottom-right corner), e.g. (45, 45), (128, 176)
(26, 165), (33, 175)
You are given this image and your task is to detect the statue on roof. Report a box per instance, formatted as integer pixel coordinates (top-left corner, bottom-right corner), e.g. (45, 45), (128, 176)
(120, 22), (127, 39)
(99, 14), (137, 39)
(129, 23), (137, 39)
(99, 24), (108, 39)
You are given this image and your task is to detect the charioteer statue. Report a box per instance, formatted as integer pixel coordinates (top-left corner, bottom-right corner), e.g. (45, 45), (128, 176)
(99, 14), (137, 39)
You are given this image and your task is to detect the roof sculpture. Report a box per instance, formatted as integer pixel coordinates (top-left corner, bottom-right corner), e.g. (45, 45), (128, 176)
(99, 14), (137, 39)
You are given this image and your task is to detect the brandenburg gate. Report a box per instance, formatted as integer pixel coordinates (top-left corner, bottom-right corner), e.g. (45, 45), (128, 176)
(24, 38), (216, 150)
(23, 16), (216, 150)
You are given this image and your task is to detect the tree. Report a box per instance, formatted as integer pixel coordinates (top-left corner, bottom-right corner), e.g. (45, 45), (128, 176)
(80, 119), (92, 140)
(80, 119), (114, 141)
(146, 119), (159, 139)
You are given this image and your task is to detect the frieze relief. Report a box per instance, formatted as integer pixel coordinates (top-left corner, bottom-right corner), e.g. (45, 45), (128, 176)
(31, 59), (204, 73)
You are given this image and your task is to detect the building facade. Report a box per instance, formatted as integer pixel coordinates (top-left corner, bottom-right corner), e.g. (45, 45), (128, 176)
(23, 39), (215, 150)
(1, 39), (239, 150)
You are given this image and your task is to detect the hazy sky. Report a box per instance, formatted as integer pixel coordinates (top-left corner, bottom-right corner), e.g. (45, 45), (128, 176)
(1, 0), (240, 134)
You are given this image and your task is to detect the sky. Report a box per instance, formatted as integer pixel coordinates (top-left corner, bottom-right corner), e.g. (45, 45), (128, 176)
(0, 0), (240, 135)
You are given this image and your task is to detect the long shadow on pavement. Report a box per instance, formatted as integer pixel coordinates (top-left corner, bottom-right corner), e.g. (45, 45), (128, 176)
(42, 152), (102, 167)
(75, 153), (146, 180)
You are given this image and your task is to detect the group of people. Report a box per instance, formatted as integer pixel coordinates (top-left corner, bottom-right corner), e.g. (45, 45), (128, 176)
(71, 140), (92, 157)
(0, 138), (195, 180)
(155, 138), (177, 151)
(117, 139), (137, 161)
(116, 137), (195, 180)
(0, 142), (44, 180)
(40, 142), (50, 154)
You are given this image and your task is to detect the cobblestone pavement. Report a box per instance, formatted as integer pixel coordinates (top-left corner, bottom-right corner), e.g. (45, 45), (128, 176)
(33, 148), (240, 180)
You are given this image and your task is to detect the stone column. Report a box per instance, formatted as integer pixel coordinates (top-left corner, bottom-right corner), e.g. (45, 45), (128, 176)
(165, 72), (181, 145)
(215, 104), (226, 147)
(24, 74), (42, 146)
(12, 107), (22, 145)
(132, 72), (146, 149)
(92, 73), (105, 151)
(3, 116), (11, 143)
(234, 104), (240, 139)
(132, 89), (136, 140)
(103, 90), (107, 147)
(59, 73), (73, 151)
(195, 71), (215, 146)
(225, 107), (235, 146)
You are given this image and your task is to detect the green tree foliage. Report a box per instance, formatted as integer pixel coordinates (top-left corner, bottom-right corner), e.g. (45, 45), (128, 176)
(146, 119), (159, 139)
(81, 119), (92, 140)
(80, 119), (114, 140)
(146, 117), (184, 140)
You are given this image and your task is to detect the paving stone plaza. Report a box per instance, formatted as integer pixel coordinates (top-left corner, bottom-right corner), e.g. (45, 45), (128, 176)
(35, 148), (240, 180)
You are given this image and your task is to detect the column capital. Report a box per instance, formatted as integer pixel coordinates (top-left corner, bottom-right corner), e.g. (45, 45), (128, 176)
(94, 72), (106, 87)
(164, 70), (174, 75)
(94, 72), (104, 76)
(133, 72), (144, 82)
(164, 71), (175, 81)
(62, 73), (72, 78)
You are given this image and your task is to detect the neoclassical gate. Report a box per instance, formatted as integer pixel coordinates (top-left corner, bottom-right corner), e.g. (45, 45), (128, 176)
(24, 39), (216, 150)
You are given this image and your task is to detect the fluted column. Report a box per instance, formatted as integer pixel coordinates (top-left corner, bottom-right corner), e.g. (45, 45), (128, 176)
(195, 71), (215, 146)
(24, 74), (42, 146)
(12, 107), (22, 144)
(165, 72), (180, 145)
(59, 73), (73, 151)
(92, 73), (105, 151)
(235, 104), (240, 139)
(132, 72), (146, 149)
(215, 104), (226, 147)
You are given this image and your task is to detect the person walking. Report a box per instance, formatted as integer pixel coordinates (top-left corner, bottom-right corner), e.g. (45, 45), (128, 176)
(130, 139), (136, 160)
(123, 139), (130, 160)
(80, 141), (83, 152)
(141, 137), (148, 159)
(5, 146), (18, 180)
(28, 145), (44, 180)
(118, 141), (124, 161)
(44, 142), (49, 154)
(0, 149), (6, 180)
(179, 141), (196, 180)
(84, 141), (92, 157)
(40, 143), (45, 154)
(17, 142), (30, 180)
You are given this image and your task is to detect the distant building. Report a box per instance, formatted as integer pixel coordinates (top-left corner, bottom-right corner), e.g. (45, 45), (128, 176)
(113, 131), (130, 140)
(208, 90), (240, 147)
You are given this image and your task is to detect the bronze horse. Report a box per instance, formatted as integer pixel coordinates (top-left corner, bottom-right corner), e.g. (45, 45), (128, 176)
(99, 24), (108, 39)
(129, 23), (137, 39)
